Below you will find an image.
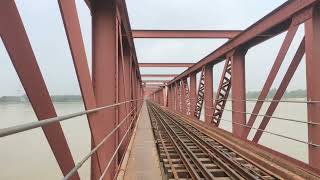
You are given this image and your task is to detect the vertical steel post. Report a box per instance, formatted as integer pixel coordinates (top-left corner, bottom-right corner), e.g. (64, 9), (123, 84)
(204, 65), (213, 124)
(181, 79), (186, 114)
(118, 23), (130, 159)
(160, 89), (164, 105)
(167, 85), (172, 108)
(175, 82), (179, 111)
(190, 73), (197, 118)
(134, 68), (138, 113)
(58, 0), (103, 177)
(92, 0), (117, 179)
(231, 50), (247, 138)
(179, 81), (183, 112)
(173, 84), (176, 110)
(124, 50), (131, 141)
(305, 6), (320, 169)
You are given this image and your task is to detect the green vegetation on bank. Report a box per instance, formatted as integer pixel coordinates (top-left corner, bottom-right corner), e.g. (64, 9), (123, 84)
(246, 88), (306, 99)
(0, 89), (307, 103)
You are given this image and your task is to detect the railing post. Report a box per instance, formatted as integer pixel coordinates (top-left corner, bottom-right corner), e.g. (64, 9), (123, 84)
(305, 5), (320, 170)
(204, 65), (213, 124)
(92, 0), (118, 179)
(230, 49), (247, 138)
(190, 73), (197, 118)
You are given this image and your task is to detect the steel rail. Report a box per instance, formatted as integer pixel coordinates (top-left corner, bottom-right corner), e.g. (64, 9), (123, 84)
(215, 118), (320, 147)
(98, 107), (140, 180)
(161, 106), (279, 179)
(148, 104), (201, 179)
(155, 106), (250, 179)
(150, 102), (279, 179)
(204, 106), (320, 125)
(0, 99), (143, 138)
(160, 103), (320, 179)
(158, 107), (265, 179)
(147, 106), (180, 179)
(63, 107), (137, 180)
(159, 103), (279, 179)
(152, 104), (216, 179)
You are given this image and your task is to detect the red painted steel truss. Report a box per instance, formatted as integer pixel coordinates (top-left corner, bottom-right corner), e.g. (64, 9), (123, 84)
(150, 0), (320, 174)
(1, 0), (320, 179)
(212, 57), (232, 125)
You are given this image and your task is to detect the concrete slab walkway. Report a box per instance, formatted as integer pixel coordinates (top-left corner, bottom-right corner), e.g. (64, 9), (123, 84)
(123, 102), (163, 180)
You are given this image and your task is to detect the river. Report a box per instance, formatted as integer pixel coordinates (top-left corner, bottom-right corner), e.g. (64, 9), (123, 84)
(0, 100), (309, 179)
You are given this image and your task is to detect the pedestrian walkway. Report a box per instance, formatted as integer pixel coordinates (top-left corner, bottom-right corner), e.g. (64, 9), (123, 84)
(122, 103), (163, 180)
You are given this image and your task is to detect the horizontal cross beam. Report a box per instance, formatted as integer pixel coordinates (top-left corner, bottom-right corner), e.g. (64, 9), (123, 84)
(132, 30), (242, 38)
(139, 63), (194, 67)
(167, 0), (317, 85)
(141, 74), (178, 78)
(142, 80), (169, 83)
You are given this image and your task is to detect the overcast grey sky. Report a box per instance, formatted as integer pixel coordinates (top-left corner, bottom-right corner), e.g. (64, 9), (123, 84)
(0, 0), (306, 96)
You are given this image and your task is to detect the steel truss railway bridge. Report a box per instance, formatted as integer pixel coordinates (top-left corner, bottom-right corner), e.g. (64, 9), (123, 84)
(0, 0), (320, 180)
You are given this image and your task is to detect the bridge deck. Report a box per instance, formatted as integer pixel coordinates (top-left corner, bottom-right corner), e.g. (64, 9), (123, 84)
(121, 102), (163, 180)
(117, 101), (320, 180)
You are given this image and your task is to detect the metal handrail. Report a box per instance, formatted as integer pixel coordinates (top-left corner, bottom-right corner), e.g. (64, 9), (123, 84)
(63, 107), (138, 180)
(98, 106), (141, 180)
(0, 99), (143, 138)
(204, 106), (320, 125)
(203, 115), (320, 147)
(187, 96), (320, 104)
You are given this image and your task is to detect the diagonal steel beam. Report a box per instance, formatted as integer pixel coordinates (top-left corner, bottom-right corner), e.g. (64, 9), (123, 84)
(252, 38), (305, 143)
(194, 67), (205, 119)
(243, 23), (299, 138)
(57, 1), (103, 178)
(167, 0), (317, 85)
(0, 1), (79, 179)
(212, 57), (232, 126)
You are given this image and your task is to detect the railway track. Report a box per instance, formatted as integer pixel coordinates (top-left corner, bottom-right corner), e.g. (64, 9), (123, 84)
(147, 101), (279, 180)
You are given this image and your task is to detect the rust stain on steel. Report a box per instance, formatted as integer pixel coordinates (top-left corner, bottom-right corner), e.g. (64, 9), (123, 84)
(0, 1), (79, 179)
